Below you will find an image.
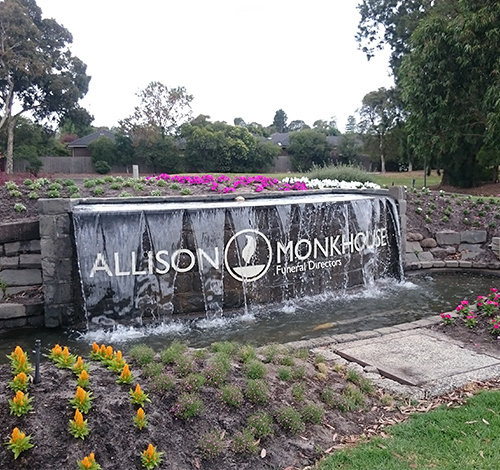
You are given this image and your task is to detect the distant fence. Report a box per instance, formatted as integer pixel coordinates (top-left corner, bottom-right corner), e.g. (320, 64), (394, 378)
(13, 155), (292, 175)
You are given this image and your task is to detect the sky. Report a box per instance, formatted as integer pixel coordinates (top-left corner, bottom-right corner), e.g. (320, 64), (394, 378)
(36, 0), (394, 133)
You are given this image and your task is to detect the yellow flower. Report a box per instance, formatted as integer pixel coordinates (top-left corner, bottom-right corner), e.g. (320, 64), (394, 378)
(99, 344), (106, 355)
(81, 456), (92, 469)
(92, 342), (99, 354)
(134, 383), (142, 396)
(51, 344), (62, 356)
(62, 346), (70, 359)
(13, 346), (24, 359)
(145, 443), (155, 459)
(137, 407), (145, 420)
(14, 372), (27, 384)
(105, 345), (113, 359)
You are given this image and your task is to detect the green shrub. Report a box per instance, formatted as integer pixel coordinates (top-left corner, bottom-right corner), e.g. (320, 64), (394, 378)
(292, 382), (306, 403)
(300, 403), (325, 424)
(220, 384), (244, 408)
(197, 430), (225, 460)
(247, 411), (274, 438)
(244, 379), (269, 404)
(129, 344), (155, 366)
(274, 406), (305, 434)
(94, 160), (111, 174)
(230, 429), (259, 454)
(244, 360), (267, 379)
(170, 393), (203, 420)
(161, 340), (188, 364)
(149, 373), (175, 396)
(182, 373), (206, 393)
(174, 355), (196, 377)
(306, 163), (374, 184)
(211, 341), (239, 356)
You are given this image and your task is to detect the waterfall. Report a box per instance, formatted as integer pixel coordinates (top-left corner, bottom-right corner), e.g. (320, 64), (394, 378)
(72, 193), (402, 328)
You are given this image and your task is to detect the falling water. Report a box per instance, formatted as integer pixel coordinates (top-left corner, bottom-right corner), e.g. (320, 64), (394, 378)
(72, 193), (402, 328)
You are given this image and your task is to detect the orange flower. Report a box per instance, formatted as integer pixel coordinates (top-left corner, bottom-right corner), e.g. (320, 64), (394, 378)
(13, 390), (25, 405)
(81, 456), (92, 469)
(10, 427), (24, 444)
(137, 407), (145, 420)
(17, 354), (26, 366)
(92, 342), (99, 354)
(116, 350), (123, 361)
(121, 364), (131, 379)
(105, 345), (113, 359)
(134, 383), (142, 395)
(13, 372), (27, 384)
(51, 344), (62, 356)
(145, 443), (155, 459)
(62, 346), (70, 359)
(74, 409), (84, 426)
(99, 344), (106, 355)
(79, 370), (89, 381)
(74, 356), (85, 371)
(75, 386), (86, 404)
(13, 346), (24, 359)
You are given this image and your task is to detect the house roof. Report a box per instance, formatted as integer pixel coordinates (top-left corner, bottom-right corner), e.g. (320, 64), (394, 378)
(67, 129), (116, 148)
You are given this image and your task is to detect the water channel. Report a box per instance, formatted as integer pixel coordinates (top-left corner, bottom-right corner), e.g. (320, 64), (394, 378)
(2, 271), (499, 362)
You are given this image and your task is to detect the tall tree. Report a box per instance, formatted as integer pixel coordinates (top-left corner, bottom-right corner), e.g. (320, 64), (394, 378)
(120, 81), (193, 141)
(400, 0), (500, 187)
(0, 0), (90, 173)
(358, 87), (400, 173)
(313, 118), (340, 136)
(272, 109), (288, 133)
(356, 0), (443, 77)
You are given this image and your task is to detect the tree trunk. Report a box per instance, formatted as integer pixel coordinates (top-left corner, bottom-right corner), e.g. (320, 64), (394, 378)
(6, 116), (16, 174)
(379, 136), (386, 173)
(408, 161), (413, 172)
(493, 165), (499, 183)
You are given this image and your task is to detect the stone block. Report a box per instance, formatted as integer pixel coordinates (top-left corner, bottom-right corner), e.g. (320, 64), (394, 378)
(432, 261), (446, 268)
(459, 261), (472, 268)
(4, 240), (40, 256)
(42, 258), (73, 283)
(0, 318), (27, 329)
(0, 256), (19, 269)
(406, 241), (422, 253)
(405, 253), (419, 264)
(38, 198), (73, 216)
(435, 231), (460, 245)
(27, 314), (44, 327)
(388, 186), (405, 200)
(43, 283), (73, 304)
(0, 303), (25, 319)
(430, 246), (456, 258)
(459, 243), (484, 260)
(417, 251), (434, 262)
(0, 219), (39, 244)
(40, 236), (74, 259)
(472, 262), (488, 269)
(445, 260), (459, 268)
(421, 238), (437, 248)
(461, 230), (487, 244)
(19, 253), (42, 268)
(39, 214), (71, 238)
(0, 269), (42, 287)
(420, 261), (433, 269)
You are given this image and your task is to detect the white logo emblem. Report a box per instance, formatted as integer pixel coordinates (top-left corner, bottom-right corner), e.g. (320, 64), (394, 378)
(224, 229), (272, 282)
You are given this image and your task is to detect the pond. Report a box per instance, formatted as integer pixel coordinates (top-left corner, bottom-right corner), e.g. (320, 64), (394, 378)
(1, 271), (498, 362)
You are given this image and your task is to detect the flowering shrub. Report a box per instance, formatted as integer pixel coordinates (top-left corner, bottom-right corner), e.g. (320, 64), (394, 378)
(9, 372), (29, 392)
(197, 430), (225, 460)
(141, 444), (164, 469)
(51, 345), (77, 369)
(5, 428), (34, 459)
(246, 411), (274, 438)
(440, 312), (454, 325)
(476, 298), (499, 317)
(70, 386), (94, 414)
(8, 346), (33, 375)
(219, 384), (244, 408)
(274, 406), (305, 434)
(129, 383), (150, 406)
(9, 390), (34, 417)
(465, 312), (478, 328)
(489, 316), (500, 335)
(244, 379), (270, 404)
(77, 452), (101, 470)
(230, 429), (259, 455)
(456, 300), (471, 316)
(134, 407), (148, 430)
(69, 409), (89, 439)
(170, 393), (203, 420)
(300, 403), (326, 424)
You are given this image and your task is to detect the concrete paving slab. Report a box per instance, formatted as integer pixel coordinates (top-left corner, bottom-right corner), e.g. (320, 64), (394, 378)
(334, 331), (500, 390)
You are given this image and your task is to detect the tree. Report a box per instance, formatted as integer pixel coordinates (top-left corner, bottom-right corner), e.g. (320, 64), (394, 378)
(313, 118), (340, 136)
(272, 109), (288, 133)
(355, 0), (447, 77)
(119, 81), (193, 140)
(338, 116), (362, 165)
(233, 117), (246, 127)
(287, 130), (332, 171)
(400, 0), (500, 187)
(358, 87), (400, 173)
(288, 120), (309, 132)
(59, 106), (94, 137)
(0, 0), (90, 173)
(88, 137), (116, 167)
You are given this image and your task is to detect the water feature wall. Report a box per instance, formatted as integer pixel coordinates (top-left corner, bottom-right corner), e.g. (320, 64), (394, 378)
(70, 191), (403, 328)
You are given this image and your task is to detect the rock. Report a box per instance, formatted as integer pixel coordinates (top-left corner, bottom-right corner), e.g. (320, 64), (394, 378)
(460, 230), (487, 244)
(407, 232), (424, 242)
(420, 238), (437, 248)
(435, 231), (460, 245)
(406, 241), (423, 253)
(430, 246), (456, 259)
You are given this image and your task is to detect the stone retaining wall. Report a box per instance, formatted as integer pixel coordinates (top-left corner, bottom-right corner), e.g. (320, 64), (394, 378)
(404, 229), (500, 270)
(0, 219), (44, 329)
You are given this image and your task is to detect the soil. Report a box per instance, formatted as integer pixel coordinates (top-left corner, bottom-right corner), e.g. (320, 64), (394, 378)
(2, 172), (500, 469)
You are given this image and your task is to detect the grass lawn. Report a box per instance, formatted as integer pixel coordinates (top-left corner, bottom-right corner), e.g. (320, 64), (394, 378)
(370, 171), (441, 189)
(318, 390), (500, 470)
